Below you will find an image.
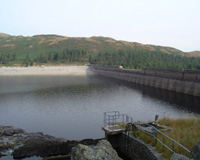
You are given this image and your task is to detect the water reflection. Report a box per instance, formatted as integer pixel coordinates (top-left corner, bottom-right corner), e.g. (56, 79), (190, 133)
(0, 75), (199, 140)
(122, 81), (200, 114)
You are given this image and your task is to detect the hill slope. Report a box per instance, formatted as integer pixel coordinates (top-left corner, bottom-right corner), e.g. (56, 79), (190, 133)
(187, 51), (200, 57)
(0, 32), (11, 37)
(0, 33), (200, 70)
(0, 33), (190, 60)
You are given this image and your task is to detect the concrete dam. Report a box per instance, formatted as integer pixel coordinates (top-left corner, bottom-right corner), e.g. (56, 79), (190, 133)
(92, 65), (200, 97)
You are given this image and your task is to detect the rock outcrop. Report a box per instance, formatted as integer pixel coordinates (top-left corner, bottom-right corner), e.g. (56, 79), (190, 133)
(0, 126), (25, 136)
(170, 153), (192, 160)
(0, 125), (101, 159)
(71, 139), (122, 160)
(13, 138), (100, 159)
(190, 142), (200, 160)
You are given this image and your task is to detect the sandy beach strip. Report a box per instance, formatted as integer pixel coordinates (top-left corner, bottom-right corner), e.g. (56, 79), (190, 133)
(0, 66), (93, 76)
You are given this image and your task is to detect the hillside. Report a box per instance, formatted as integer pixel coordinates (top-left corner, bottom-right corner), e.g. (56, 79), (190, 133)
(187, 51), (200, 57)
(0, 32), (11, 37)
(0, 33), (188, 60)
(0, 33), (200, 70)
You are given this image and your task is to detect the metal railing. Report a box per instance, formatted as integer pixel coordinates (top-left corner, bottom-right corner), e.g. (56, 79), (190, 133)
(136, 121), (190, 157)
(103, 111), (190, 158)
(103, 111), (133, 127)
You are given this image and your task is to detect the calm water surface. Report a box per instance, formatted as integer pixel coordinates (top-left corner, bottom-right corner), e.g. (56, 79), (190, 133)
(0, 75), (199, 140)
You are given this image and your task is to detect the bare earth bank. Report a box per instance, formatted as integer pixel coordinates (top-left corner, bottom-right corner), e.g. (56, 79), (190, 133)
(0, 66), (93, 76)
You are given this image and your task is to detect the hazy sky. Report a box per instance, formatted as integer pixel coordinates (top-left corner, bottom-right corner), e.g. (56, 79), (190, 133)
(0, 0), (200, 52)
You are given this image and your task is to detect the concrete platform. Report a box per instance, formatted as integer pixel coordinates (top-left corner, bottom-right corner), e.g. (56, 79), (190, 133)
(102, 125), (125, 135)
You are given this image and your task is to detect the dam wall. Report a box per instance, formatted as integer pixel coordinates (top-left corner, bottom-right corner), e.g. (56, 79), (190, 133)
(92, 65), (200, 97)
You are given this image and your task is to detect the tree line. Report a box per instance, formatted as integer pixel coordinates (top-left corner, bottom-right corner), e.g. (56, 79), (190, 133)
(89, 49), (200, 70)
(1, 48), (200, 70)
(0, 53), (16, 64)
(35, 49), (88, 63)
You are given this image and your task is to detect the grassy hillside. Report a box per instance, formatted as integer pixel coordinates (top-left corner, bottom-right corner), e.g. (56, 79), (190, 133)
(187, 51), (200, 57)
(0, 33), (200, 69)
(0, 33), (185, 60)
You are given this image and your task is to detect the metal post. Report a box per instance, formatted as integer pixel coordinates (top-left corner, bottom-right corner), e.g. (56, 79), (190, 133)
(163, 135), (165, 151)
(104, 112), (106, 126)
(172, 140), (174, 151)
(155, 132), (157, 145)
(108, 115), (110, 126)
(111, 115), (114, 125)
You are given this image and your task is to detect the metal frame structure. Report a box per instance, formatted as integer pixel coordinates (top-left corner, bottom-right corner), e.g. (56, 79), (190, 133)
(103, 111), (133, 127)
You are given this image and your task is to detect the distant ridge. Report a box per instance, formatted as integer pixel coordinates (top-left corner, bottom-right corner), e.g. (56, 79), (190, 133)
(0, 32), (199, 58)
(187, 51), (200, 57)
(33, 34), (66, 38)
(0, 32), (10, 37)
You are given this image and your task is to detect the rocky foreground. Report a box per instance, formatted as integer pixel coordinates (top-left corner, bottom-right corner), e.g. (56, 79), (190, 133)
(1, 125), (200, 160)
(0, 125), (102, 159)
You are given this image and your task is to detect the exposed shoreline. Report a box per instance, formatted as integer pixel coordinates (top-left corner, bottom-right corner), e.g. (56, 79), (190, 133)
(0, 65), (93, 76)
(0, 125), (101, 159)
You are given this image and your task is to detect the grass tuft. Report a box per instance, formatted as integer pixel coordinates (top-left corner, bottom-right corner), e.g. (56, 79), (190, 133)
(134, 117), (200, 160)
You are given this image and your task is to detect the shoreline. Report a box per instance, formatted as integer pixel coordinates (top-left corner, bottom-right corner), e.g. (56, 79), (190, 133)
(0, 125), (102, 159)
(0, 65), (93, 76)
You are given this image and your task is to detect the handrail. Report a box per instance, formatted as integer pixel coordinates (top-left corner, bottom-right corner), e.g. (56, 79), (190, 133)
(104, 111), (120, 126)
(104, 111), (133, 127)
(136, 121), (190, 157)
(103, 111), (191, 158)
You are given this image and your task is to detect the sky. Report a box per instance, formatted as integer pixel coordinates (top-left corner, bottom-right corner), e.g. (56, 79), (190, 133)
(0, 0), (200, 52)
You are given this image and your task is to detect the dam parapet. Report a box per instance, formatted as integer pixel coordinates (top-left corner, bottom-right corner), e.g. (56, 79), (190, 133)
(91, 65), (200, 96)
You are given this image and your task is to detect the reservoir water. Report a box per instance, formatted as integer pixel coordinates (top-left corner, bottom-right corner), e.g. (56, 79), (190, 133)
(0, 74), (199, 140)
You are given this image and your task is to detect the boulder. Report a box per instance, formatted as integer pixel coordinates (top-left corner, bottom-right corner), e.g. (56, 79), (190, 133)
(71, 139), (122, 160)
(190, 142), (200, 160)
(13, 141), (73, 159)
(96, 140), (122, 159)
(0, 126), (25, 136)
(170, 153), (192, 160)
(0, 125), (101, 159)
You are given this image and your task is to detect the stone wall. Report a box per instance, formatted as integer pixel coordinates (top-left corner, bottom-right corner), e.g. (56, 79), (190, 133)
(92, 65), (200, 97)
(107, 134), (158, 160)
